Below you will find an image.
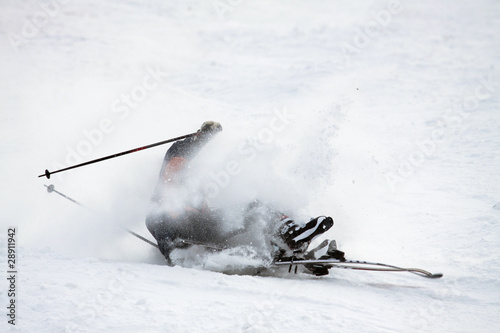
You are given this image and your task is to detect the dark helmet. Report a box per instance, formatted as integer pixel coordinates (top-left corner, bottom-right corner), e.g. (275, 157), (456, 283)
(200, 121), (222, 133)
(194, 121), (222, 143)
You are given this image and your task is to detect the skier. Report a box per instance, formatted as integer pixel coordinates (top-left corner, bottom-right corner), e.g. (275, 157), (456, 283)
(146, 121), (345, 273)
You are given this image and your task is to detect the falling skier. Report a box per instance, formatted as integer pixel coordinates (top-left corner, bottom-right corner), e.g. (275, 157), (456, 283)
(145, 121), (346, 275)
(38, 122), (442, 279)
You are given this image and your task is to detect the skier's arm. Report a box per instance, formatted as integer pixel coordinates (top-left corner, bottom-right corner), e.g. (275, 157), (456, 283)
(162, 156), (187, 183)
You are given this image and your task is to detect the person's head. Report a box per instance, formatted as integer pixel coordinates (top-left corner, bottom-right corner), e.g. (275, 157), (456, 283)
(195, 121), (222, 143)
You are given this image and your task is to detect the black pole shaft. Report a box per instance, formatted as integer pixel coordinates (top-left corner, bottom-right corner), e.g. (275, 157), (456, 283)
(38, 132), (198, 179)
(125, 229), (159, 249)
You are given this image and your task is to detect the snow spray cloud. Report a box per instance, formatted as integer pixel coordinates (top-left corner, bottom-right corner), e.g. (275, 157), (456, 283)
(6, 0), (70, 52)
(49, 65), (168, 182)
(203, 107), (295, 200)
(385, 72), (498, 192)
(339, 0), (403, 68)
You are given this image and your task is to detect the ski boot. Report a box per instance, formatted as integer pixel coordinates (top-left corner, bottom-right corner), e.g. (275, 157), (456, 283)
(280, 216), (334, 251)
(293, 240), (345, 276)
(318, 240), (346, 261)
(276, 216), (335, 276)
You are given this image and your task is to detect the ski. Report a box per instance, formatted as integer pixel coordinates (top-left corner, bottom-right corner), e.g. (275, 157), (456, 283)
(273, 258), (443, 279)
(171, 238), (443, 279)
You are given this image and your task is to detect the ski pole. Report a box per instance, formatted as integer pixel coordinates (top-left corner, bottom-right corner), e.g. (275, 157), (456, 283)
(45, 184), (84, 206)
(38, 132), (198, 179)
(44, 184), (158, 249)
(124, 229), (159, 249)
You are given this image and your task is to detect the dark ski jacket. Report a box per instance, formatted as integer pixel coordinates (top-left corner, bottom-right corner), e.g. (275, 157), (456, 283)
(150, 135), (209, 216)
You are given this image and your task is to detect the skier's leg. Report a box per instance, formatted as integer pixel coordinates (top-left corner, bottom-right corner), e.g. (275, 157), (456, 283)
(146, 212), (185, 264)
(241, 201), (334, 254)
(182, 209), (226, 244)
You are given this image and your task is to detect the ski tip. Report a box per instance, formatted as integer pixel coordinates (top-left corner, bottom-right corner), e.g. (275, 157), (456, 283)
(429, 273), (443, 279)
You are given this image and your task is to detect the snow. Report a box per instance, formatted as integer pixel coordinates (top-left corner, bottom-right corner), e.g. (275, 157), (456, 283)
(1, 0), (500, 332)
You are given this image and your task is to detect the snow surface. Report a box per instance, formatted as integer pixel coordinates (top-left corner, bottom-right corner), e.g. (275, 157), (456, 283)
(1, 0), (500, 332)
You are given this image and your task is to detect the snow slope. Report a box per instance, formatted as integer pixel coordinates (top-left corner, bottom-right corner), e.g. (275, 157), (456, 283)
(1, 0), (499, 332)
